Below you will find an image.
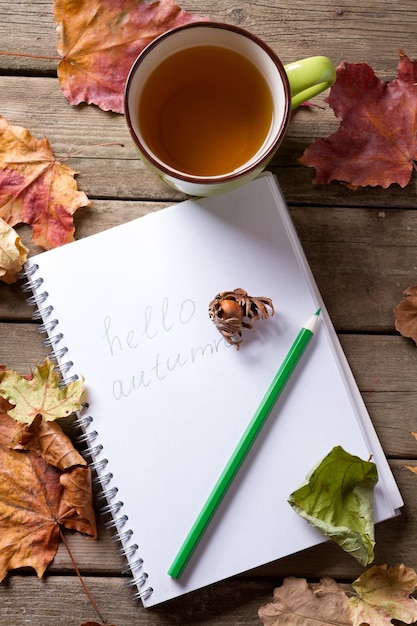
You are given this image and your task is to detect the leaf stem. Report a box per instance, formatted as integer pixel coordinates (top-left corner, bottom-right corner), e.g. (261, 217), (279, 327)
(0, 51), (61, 61)
(60, 143), (125, 160)
(59, 527), (108, 625)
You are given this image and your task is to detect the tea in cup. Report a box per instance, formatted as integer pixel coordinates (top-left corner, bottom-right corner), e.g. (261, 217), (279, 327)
(124, 22), (335, 196)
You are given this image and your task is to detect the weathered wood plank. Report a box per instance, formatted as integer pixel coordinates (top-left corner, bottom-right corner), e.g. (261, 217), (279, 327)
(2, 325), (417, 393)
(1, 2), (417, 623)
(1, 74), (417, 208)
(1, 0), (416, 76)
(2, 324), (416, 395)
(1, 323), (417, 457)
(1, 201), (416, 332)
(0, 576), (276, 626)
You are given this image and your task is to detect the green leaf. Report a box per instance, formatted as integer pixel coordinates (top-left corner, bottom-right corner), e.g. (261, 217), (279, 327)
(0, 358), (85, 424)
(288, 445), (378, 566)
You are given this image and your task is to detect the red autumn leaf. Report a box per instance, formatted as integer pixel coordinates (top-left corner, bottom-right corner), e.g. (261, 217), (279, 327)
(0, 116), (89, 249)
(54, 0), (207, 114)
(0, 410), (97, 581)
(300, 51), (417, 189)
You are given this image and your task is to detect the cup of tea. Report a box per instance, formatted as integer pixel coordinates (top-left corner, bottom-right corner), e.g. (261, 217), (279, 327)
(124, 22), (335, 196)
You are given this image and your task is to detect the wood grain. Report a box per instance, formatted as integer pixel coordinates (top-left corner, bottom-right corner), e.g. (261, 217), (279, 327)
(1, 0), (417, 623)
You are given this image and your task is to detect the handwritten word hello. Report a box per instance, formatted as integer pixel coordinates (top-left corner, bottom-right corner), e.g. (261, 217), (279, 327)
(103, 297), (196, 356)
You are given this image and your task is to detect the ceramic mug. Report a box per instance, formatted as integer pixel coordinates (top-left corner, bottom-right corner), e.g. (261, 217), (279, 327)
(124, 22), (335, 196)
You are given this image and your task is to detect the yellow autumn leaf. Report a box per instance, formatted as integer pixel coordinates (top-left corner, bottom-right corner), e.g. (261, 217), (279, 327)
(349, 564), (417, 626)
(0, 217), (28, 284)
(0, 358), (85, 424)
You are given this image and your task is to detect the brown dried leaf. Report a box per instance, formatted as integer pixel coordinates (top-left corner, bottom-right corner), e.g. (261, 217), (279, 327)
(393, 285), (417, 344)
(0, 409), (96, 581)
(12, 413), (86, 471)
(258, 576), (352, 625)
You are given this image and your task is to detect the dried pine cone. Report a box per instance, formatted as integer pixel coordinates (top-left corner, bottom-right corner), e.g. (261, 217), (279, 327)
(208, 288), (274, 349)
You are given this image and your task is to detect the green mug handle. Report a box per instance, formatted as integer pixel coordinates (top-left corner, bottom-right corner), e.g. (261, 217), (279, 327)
(284, 56), (336, 109)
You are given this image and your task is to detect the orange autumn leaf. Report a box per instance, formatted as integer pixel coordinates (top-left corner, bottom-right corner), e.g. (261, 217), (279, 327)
(0, 411), (97, 581)
(0, 116), (89, 249)
(300, 52), (417, 189)
(54, 0), (207, 113)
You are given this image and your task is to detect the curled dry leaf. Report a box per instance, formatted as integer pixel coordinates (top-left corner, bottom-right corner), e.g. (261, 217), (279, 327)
(208, 288), (274, 349)
(54, 0), (207, 113)
(0, 115), (89, 249)
(13, 413), (86, 470)
(393, 285), (417, 344)
(300, 52), (417, 189)
(258, 576), (352, 626)
(288, 446), (377, 566)
(349, 564), (417, 626)
(0, 358), (85, 424)
(0, 216), (28, 284)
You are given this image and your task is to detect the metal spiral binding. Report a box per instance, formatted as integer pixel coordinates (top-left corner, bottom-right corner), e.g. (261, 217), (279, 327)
(20, 263), (153, 602)
(75, 405), (152, 600)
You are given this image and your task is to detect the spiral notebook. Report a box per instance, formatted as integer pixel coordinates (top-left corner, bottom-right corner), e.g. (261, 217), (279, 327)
(22, 173), (402, 607)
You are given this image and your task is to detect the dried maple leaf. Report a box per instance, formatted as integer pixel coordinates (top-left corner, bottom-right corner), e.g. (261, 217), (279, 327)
(349, 564), (417, 626)
(258, 576), (352, 625)
(0, 115), (89, 249)
(54, 0), (207, 113)
(0, 216), (28, 284)
(393, 285), (417, 345)
(0, 358), (85, 424)
(0, 409), (96, 581)
(300, 51), (417, 189)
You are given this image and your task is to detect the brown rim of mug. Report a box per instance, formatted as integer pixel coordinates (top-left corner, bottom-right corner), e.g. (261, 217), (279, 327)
(124, 22), (292, 185)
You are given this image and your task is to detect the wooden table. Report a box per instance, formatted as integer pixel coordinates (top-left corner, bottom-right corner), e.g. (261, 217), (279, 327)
(1, 1), (417, 624)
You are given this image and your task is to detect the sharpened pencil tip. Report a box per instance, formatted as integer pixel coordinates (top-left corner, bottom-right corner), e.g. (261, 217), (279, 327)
(315, 308), (321, 316)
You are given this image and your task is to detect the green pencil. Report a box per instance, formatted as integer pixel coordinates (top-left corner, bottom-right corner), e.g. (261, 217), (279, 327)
(167, 308), (321, 579)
